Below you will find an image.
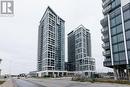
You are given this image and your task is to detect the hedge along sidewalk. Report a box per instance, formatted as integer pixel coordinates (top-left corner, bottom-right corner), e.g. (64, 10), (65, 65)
(72, 78), (130, 85)
(0, 79), (15, 87)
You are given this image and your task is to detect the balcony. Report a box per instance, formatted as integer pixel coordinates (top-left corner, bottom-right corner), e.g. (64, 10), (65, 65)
(103, 60), (112, 67)
(104, 58), (111, 62)
(101, 27), (109, 34)
(101, 35), (109, 42)
(102, 0), (106, 2)
(100, 16), (108, 27)
(102, 0), (111, 9)
(103, 50), (111, 57)
(103, 5), (112, 15)
(102, 42), (110, 49)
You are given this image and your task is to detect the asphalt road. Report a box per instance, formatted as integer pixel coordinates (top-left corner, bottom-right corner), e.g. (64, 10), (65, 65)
(12, 78), (130, 87)
(26, 78), (130, 87)
(14, 79), (46, 87)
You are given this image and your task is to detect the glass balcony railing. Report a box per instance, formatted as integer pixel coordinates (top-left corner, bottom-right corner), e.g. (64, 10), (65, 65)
(100, 16), (108, 27)
(101, 27), (109, 34)
(102, 0), (111, 8)
(104, 58), (111, 62)
(102, 42), (110, 49)
(102, 5), (112, 15)
(102, 0), (106, 2)
(101, 35), (109, 42)
(103, 50), (111, 57)
(103, 60), (112, 67)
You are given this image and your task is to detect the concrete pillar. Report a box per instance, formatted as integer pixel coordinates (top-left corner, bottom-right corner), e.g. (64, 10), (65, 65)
(62, 72), (63, 76)
(38, 72), (42, 77)
(114, 68), (118, 80)
(57, 72), (59, 77)
(46, 72), (48, 76)
(53, 72), (54, 78)
(88, 72), (91, 78)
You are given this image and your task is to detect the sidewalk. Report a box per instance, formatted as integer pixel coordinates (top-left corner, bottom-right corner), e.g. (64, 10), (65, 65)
(0, 79), (15, 87)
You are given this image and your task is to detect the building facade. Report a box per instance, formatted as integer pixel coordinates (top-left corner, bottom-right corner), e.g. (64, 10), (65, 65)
(101, 0), (130, 80)
(68, 25), (95, 76)
(37, 7), (66, 77)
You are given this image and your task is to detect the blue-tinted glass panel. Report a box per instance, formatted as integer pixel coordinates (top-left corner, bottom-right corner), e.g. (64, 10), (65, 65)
(124, 10), (130, 21)
(116, 15), (122, 25)
(116, 24), (123, 33)
(119, 52), (126, 61)
(118, 42), (125, 51)
(124, 21), (130, 30)
(126, 30), (130, 40)
(115, 0), (121, 6)
(113, 53), (119, 61)
(128, 51), (130, 60)
(117, 33), (124, 42)
(112, 36), (118, 44)
(111, 18), (116, 27)
(112, 1), (116, 9)
(127, 40), (130, 49)
(111, 27), (116, 35)
(113, 44), (118, 52)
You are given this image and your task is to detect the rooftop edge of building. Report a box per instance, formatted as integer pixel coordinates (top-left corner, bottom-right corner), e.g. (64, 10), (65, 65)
(40, 6), (65, 23)
(68, 24), (90, 36)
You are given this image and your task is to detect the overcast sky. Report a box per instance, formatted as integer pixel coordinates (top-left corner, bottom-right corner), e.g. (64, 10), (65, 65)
(0, 0), (112, 75)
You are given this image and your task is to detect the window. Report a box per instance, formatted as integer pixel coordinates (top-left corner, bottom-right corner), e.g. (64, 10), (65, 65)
(49, 25), (53, 32)
(118, 42), (125, 51)
(124, 10), (130, 21)
(52, 20), (55, 26)
(111, 18), (116, 27)
(116, 15), (122, 24)
(111, 27), (116, 35)
(49, 13), (53, 19)
(127, 40), (130, 49)
(128, 51), (130, 60)
(112, 36), (117, 44)
(119, 52), (126, 61)
(124, 21), (130, 30)
(115, 0), (121, 6)
(113, 44), (118, 52)
(111, 15), (122, 27)
(116, 24), (123, 33)
(51, 60), (54, 66)
(117, 33), (124, 42)
(111, 24), (123, 36)
(112, 1), (116, 9)
(112, 0), (121, 9)
(113, 53), (119, 61)
(110, 11), (115, 19)
(111, 6), (121, 18)
(126, 30), (130, 40)
(115, 8), (121, 16)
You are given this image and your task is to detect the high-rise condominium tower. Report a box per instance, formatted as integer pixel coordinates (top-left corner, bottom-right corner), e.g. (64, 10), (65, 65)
(68, 25), (95, 77)
(101, 0), (130, 80)
(37, 7), (65, 77)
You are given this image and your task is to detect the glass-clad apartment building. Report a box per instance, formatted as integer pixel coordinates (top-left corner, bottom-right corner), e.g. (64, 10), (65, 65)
(37, 7), (65, 77)
(101, 0), (130, 80)
(68, 25), (95, 77)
